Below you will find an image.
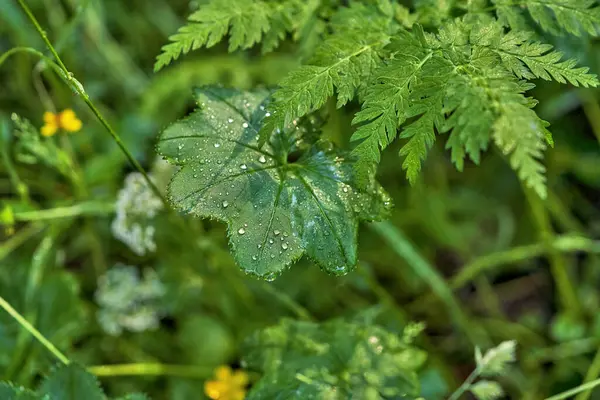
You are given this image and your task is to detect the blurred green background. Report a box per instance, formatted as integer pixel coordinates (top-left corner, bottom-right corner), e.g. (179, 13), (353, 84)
(1, 0), (600, 399)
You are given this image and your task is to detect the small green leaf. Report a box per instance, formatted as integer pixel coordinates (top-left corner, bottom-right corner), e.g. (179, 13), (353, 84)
(158, 87), (391, 279)
(243, 318), (425, 399)
(470, 380), (504, 400)
(39, 364), (104, 400)
(0, 383), (39, 400)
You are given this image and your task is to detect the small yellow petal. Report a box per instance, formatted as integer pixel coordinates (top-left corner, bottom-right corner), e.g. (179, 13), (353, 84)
(41, 124), (58, 137)
(231, 371), (249, 387)
(205, 380), (227, 399)
(59, 109), (82, 132)
(43, 111), (57, 124)
(215, 365), (233, 381)
(230, 388), (247, 400)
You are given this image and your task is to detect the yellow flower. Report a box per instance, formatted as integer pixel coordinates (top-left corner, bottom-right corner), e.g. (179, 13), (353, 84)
(41, 109), (82, 137)
(204, 365), (249, 400)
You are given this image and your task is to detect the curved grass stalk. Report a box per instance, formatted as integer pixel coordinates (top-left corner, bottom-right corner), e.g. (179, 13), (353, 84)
(15, 0), (167, 208)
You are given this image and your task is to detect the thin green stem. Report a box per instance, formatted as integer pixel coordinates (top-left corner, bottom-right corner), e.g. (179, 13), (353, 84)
(581, 90), (600, 145)
(259, 282), (313, 321)
(88, 363), (212, 379)
(546, 378), (600, 400)
(14, 201), (115, 221)
(526, 189), (581, 315)
(0, 117), (30, 202)
(0, 223), (43, 263)
(16, 0), (168, 208)
(371, 221), (489, 346)
(451, 235), (600, 289)
(447, 367), (481, 400)
(0, 295), (69, 365)
(575, 347), (600, 400)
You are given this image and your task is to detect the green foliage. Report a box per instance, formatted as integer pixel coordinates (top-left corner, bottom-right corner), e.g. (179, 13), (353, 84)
(470, 380), (504, 400)
(2, 0), (600, 399)
(0, 364), (149, 400)
(157, 86), (391, 278)
(155, 0), (600, 197)
(494, 0), (600, 36)
(242, 318), (427, 399)
(154, 0), (318, 71)
(10, 114), (73, 178)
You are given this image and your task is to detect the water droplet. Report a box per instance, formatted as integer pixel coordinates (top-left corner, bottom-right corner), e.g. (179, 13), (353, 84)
(257, 244), (262, 249)
(242, 122), (249, 128)
(214, 143), (221, 148)
(265, 112), (271, 117)
(240, 164), (247, 170)
(258, 155), (267, 163)
(252, 255), (258, 261)
(269, 239), (274, 244)
(282, 243), (288, 250)
(274, 230), (280, 236)
(270, 254), (275, 259)
(228, 118), (234, 123)
(238, 228), (246, 235)
(342, 187), (349, 193)
(222, 201), (229, 208)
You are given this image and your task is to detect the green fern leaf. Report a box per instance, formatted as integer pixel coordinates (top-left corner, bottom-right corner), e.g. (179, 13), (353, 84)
(493, 98), (549, 199)
(494, 0), (600, 36)
(259, 4), (392, 144)
(157, 87), (391, 279)
(155, 0), (270, 71)
(485, 29), (599, 87)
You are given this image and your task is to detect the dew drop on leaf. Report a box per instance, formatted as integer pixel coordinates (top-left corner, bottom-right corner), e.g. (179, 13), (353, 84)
(228, 118), (234, 123)
(240, 164), (247, 170)
(242, 122), (249, 128)
(238, 228), (246, 235)
(282, 243), (288, 250)
(258, 155), (267, 163)
(214, 143), (221, 148)
(222, 201), (229, 208)
(274, 230), (280, 236)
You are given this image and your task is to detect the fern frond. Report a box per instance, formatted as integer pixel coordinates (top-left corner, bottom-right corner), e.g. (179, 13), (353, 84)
(493, 99), (549, 199)
(494, 0), (600, 36)
(155, 0), (317, 71)
(486, 29), (599, 87)
(349, 30), (434, 177)
(260, 4), (393, 143)
(155, 0), (269, 71)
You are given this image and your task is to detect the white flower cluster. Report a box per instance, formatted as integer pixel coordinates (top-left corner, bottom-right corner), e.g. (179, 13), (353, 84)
(95, 264), (166, 336)
(111, 172), (163, 256)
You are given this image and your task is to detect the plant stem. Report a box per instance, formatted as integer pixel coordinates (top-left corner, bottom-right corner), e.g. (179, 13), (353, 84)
(371, 221), (489, 346)
(575, 347), (600, 400)
(451, 235), (600, 289)
(16, 0), (168, 208)
(259, 281), (313, 321)
(526, 189), (581, 315)
(0, 295), (69, 365)
(14, 201), (115, 221)
(580, 90), (600, 145)
(88, 363), (212, 379)
(447, 367), (481, 400)
(0, 223), (43, 263)
(546, 378), (600, 400)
